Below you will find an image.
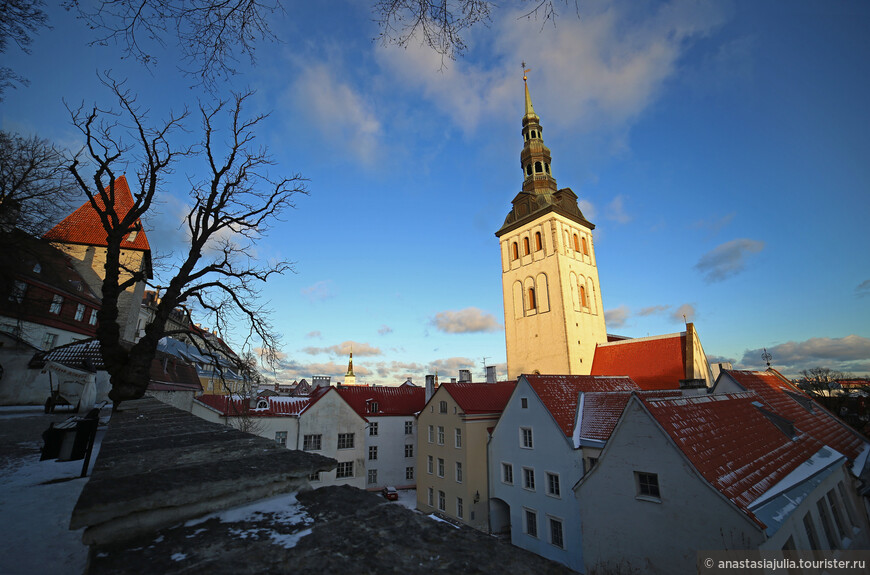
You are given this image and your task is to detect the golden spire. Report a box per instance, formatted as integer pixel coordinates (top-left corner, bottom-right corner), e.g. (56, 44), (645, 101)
(523, 63), (536, 119)
(346, 345), (354, 377)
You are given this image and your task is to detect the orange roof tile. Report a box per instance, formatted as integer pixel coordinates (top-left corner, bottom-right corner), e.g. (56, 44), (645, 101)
(442, 381), (516, 414)
(44, 175), (151, 251)
(590, 333), (686, 390)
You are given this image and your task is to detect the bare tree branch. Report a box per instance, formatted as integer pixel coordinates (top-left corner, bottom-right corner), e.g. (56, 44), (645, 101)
(0, 0), (50, 98)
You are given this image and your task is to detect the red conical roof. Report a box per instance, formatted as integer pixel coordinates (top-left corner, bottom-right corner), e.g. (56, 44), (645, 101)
(44, 175), (151, 251)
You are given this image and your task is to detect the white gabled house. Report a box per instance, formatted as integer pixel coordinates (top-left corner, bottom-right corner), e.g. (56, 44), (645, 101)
(192, 386), (367, 489)
(575, 380), (870, 575)
(337, 385), (425, 491)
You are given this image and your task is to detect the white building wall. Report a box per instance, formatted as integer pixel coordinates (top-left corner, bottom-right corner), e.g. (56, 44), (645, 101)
(297, 391), (366, 490)
(363, 414), (417, 490)
(577, 400), (764, 574)
(488, 378), (585, 572)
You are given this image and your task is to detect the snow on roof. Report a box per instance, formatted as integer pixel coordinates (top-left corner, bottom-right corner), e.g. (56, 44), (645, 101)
(40, 338), (104, 371)
(723, 370), (869, 466)
(195, 393), (311, 417)
(337, 385), (425, 416)
(523, 375), (640, 439)
(44, 175), (151, 252)
(590, 332), (686, 390)
(576, 389), (681, 446)
(641, 392), (833, 526)
(441, 381), (516, 414)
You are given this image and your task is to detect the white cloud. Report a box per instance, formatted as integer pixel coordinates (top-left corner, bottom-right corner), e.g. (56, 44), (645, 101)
(695, 239), (764, 282)
(302, 340), (382, 357)
(605, 305), (631, 329)
(740, 335), (870, 376)
(605, 195), (631, 224)
(300, 280), (336, 302)
(290, 62), (382, 165)
(638, 304), (670, 316)
(670, 303), (696, 324)
(376, 0), (727, 137)
(430, 307), (503, 333)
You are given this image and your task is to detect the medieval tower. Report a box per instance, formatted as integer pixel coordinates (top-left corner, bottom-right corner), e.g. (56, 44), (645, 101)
(496, 73), (607, 379)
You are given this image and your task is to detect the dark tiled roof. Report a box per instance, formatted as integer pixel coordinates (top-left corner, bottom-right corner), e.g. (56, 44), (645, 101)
(338, 385), (425, 416)
(44, 175), (151, 252)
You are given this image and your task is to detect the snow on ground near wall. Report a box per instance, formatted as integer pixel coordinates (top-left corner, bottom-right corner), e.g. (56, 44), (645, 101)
(395, 488), (417, 511)
(0, 407), (109, 575)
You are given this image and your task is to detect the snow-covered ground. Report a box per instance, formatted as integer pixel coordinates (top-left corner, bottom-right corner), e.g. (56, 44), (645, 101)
(394, 488), (417, 511)
(0, 407), (108, 575)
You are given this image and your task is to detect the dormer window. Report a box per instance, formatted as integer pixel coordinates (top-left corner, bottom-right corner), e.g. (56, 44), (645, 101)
(256, 399), (268, 409)
(127, 229), (138, 242)
(368, 401), (379, 413)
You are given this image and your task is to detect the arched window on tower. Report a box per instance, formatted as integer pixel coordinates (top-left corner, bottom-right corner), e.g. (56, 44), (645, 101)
(573, 234), (580, 252)
(523, 237), (530, 255)
(528, 287), (537, 310)
(526, 164), (532, 176)
(582, 237), (589, 255)
(531, 130), (537, 139)
(535, 232), (542, 251)
(544, 163), (550, 174)
(535, 161), (542, 173)
(511, 242), (519, 260)
(580, 285), (587, 308)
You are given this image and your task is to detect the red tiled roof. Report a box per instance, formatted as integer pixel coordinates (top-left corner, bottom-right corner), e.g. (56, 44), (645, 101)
(524, 375), (640, 438)
(642, 392), (829, 522)
(195, 393), (311, 417)
(44, 175), (151, 251)
(579, 389), (681, 442)
(590, 333), (686, 390)
(723, 370), (867, 464)
(442, 381), (516, 414)
(337, 386), (425, 416)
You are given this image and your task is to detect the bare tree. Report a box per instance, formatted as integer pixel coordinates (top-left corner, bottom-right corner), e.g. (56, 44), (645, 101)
(373, 0), (578, 61)
(0, 0), (50, 98)
(65, 0), (282, 89)
(68, 77), (307, 406)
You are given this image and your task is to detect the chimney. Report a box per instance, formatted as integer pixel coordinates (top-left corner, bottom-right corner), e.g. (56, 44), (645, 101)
(485, 365), (496, 384)
(425, 374), (435, 402)
(459, 369), (472, 383)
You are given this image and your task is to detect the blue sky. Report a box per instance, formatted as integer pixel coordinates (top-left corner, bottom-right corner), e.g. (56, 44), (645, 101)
(3, 0), (869, 382)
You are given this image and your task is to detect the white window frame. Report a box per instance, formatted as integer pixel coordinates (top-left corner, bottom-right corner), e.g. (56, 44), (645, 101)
(368, 445), (378, 461)
(367, 469), (377, 484)
(428, 425), (434, 443)
(524, 508), (538, 538)
(49, 294), (63, 314)
(337, 433), (354, 450)
(405, 420), (414, 435)
(438, 457), (445, 478)
(523, 467), (535, 491)
(438, 490), (446, 512)
(89, 309), (98, 325)
(74, 303), (85, 321)
(502, 462), (514, 485)
(457, 497), (464, 519)
(546, 472), (561, 498)
(427, 487), (434, 506)
(454, 428), (462, 448)
(369, 422), (379, 436)
(336, 461), (354, 479)
(548, 516), (564, 549)
(303, 434), (322, 451)
(455, 461), (462, 483)
(274, 431), (287, 447)
(406, 466), (414, 480)
(437, 425), (445, 445)
(427, 455), (433, 474)
(520, 427), (533, 449)
(404, 444), (413, 458)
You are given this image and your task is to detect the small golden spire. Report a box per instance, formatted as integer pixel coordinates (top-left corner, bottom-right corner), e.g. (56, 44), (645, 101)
(522, 61), (536, 118)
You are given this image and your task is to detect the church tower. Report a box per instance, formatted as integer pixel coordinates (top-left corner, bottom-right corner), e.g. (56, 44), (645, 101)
(344, 348), (357, 386)
(496, 72), (607, 379)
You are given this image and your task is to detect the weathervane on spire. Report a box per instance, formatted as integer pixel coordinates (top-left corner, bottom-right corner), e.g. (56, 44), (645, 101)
(522, 61), (530, 82)
(762, 348), (772, 368)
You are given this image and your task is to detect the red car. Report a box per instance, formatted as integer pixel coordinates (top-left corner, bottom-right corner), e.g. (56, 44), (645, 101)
(382, 486), (398, 501)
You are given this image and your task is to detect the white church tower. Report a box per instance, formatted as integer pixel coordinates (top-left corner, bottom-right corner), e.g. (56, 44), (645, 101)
(496, 71), (608, 379)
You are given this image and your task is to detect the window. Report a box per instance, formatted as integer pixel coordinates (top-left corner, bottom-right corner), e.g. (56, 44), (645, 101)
(89, 309), (98, 325)
(455, 462), (463, 483)
(428, 425), (434, 443)
(438, 458), (445, 477)
(438, 490), (446, 512)
(406, 466), (414, 480)
(521, 397), (528, 409)
(336, 461), (353, 479)
(535, 232), (542, 251)
(302, 434), (322, 451)
(546, 472), (561, 497)
(523, 467), (535, 490)
(10, 281), (26, 303)
(521, 427), (533, 449)
(367, 469), (377, 484)
(549, 518), (564, 549)
(49, 294), (63, 314)
(368, 446), (378, 461)
(405, 420), (413, 435)
(528, 287), (536, 310)
(337, 433), (354, 449)
(803, 512), (820, 551)
(308, 471), (321, 482)
(41, 333), (56, 350)
(525, 509), (538, 537)
(573, 234), (580, 252)
(581, 236), (589, 255)
(127, 229), (138, 242)
(827, 490), (846, 541)
(511, 242), (519, 260)
(74, 303), (85, 321)
(368, 401), (379, 413)
(437, 426), (445, 445)
(439, 400), (447, 414)
(427, 487), (434, 506)
(369, 422), (379, 436)
(427, 455), (433, 474)
(404, 444), (414, 458)
(636, 472), (660, 499)
(525, 164), (532, 176)
(817, 499), (838, 548)
(457, 497), (464, 519)
(523, 236), (530, 255)
(580, 284), (587, 308)
(535, 161), (542, 173)
(454, 428), (462, 448)
(502, 463), (513, 484)
(274, 431), (287, 447)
